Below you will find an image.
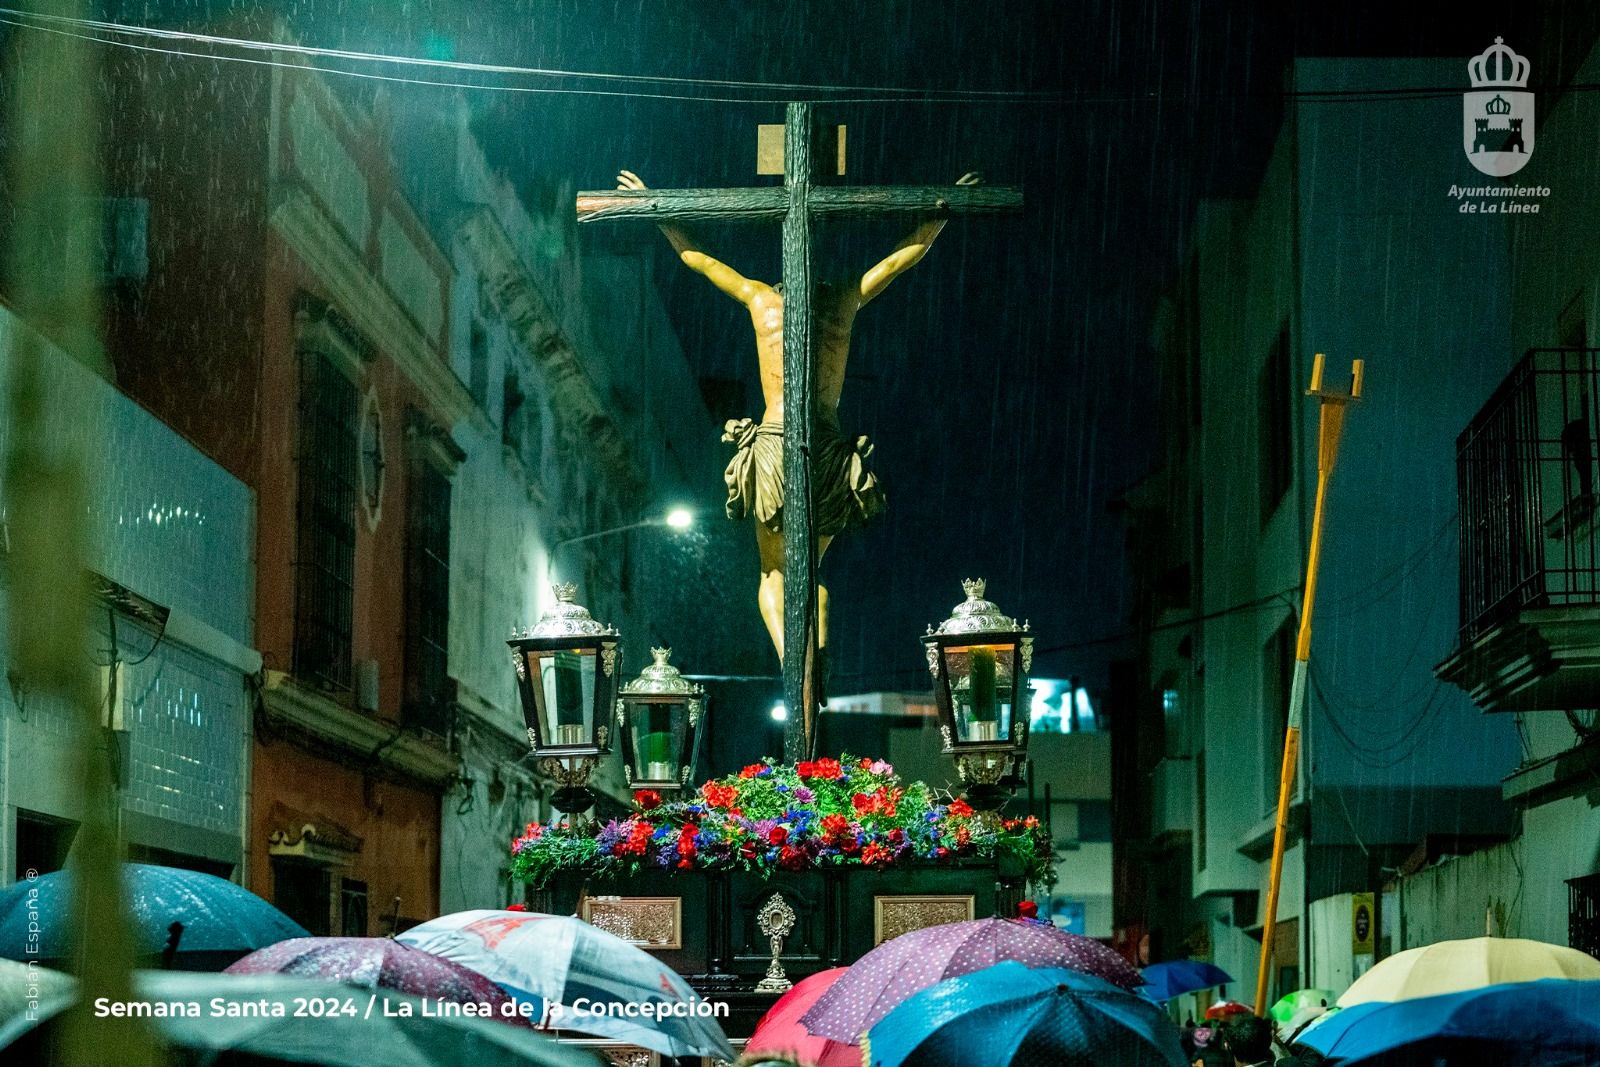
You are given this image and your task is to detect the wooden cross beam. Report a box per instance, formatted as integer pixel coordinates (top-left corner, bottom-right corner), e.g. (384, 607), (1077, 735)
(576, 102), (1022, 760)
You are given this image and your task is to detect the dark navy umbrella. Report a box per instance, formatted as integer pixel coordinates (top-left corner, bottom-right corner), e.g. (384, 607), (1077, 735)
(1138, 959), (1233, 1001)
(0, 864), (306, 967)
(1295, 979), (1600, 1066)
(864, 961), (1188, 1067)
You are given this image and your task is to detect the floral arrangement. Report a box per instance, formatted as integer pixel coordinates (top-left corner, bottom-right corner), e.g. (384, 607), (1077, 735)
(509, 756), (1052, 887)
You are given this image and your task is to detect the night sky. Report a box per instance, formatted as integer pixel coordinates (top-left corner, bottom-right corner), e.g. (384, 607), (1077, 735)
(111, 0), (1600, 691)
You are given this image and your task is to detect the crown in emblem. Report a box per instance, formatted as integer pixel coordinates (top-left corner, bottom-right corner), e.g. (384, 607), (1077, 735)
(1469, 37), (1530, 89)
(962, 578), (987, 600)
(1483, 94), (1512, 116)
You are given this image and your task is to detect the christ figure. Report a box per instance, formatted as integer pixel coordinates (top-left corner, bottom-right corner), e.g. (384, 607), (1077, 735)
(616, 169), (978, 664)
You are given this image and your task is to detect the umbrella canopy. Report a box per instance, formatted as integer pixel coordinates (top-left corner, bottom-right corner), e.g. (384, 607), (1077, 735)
(801, 917), (1142, 1044)
(746, 967), (859, 1067)
(225, 937), (533, 1027)
(1139, 960), (1233, 1001)
(0, 864), (306, 966)
(0, 970), (596, 1067)
(1271, 988), (1336, 1036)
(1298, 978), (1600, 1066)
(863, 961), (1188, 1067)
(396, 909), (732, 1061)
(1204, 999), (1251, 1021)
(1338, 937), (1600, 1007)
(0, 959), (74, 1049)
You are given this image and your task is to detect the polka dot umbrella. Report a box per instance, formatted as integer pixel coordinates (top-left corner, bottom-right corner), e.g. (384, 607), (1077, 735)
(226, 937), (534, 1027)
(800, 917), (1143, 1045)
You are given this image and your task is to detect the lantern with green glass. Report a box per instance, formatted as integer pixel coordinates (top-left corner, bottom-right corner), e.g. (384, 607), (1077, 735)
(509, 582), (620, 813)
(616, 647), (705, 792)
(923, 579), (1033, 802)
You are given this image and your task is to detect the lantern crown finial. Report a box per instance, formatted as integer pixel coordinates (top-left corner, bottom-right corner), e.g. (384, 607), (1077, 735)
(623, 645), (702, 696)
(962, 578), (987, 600)
(552, 581), (578, 603)
(928, 578), (1023, 637)
(651, 647), (672, 665)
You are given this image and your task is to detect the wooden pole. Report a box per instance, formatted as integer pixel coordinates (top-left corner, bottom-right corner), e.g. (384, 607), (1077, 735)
(1254, 353), (1364, 1015)
(781, 101), (816, 761)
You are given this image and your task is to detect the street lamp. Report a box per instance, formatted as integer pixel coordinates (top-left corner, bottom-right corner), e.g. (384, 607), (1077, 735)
(616, 647), (705, 791)
(923, 579), (1034, 821)
(550, 507), (695, 554)
(509, 583), (621, 816)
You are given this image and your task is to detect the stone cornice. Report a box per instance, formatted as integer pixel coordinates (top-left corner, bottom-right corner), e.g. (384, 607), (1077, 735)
(270, 183), (475, 430)
(259, 669), (459, 787)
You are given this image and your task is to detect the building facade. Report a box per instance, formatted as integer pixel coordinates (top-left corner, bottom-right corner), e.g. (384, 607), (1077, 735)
(1118, 57), (1526, 1011)
(0, 305), (259, 887)
(96, 36), (466, 934)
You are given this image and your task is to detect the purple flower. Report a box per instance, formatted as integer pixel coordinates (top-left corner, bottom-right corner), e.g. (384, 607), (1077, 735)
(794, 787), (814, 803)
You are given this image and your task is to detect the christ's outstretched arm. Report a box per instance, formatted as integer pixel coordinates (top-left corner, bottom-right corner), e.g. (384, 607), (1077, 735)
(617, 170), (767, 306)
(858, 172), (982, 304)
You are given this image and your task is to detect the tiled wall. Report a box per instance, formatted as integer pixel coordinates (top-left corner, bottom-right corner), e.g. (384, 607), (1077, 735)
(0, 307), (254, 642)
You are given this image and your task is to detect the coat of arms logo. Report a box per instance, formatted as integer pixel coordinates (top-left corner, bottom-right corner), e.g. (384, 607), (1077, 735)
(1464, 38), (1533, 177)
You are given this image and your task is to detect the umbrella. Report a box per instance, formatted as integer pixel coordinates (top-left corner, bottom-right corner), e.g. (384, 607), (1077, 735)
(801, 917), (1142, 1044)
(0, 970), (597, 1067)
(1204, 999), (1251, 1021)
(745, 967), (859, 1067)
(396, 909), (732, 1061)
(863, 961), (1188, 1067)
(225, 937), (533, 1027)
(0, 864), (307, 967)
(1139, 960), (1233, 1001)
(1338, 937), (1600, 1007)
(0, 959), (74, 1049)
(1297, 978), (1600, 1066)
(1271, 988), (1336, 1036)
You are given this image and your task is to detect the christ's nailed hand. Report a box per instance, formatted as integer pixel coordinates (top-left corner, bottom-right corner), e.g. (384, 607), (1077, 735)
(617, 170), (648, 191)
(957, 172), (982, 186)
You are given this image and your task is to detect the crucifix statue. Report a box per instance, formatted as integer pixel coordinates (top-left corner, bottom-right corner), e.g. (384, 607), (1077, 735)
(577, 103), (1022, 758)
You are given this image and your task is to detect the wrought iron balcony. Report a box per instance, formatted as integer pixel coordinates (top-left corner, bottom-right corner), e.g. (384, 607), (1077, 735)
(1439, 348), (1600, 711)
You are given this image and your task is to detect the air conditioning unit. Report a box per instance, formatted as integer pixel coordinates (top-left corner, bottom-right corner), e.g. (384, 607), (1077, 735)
(356, 659), (380, 714)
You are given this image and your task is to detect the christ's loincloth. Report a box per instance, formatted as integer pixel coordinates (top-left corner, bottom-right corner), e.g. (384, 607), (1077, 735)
(721, 418), (886, 536)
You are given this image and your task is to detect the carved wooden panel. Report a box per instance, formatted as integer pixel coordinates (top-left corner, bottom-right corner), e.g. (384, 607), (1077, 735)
(580, 895), (683, 950)
(873, 894), (975, 945)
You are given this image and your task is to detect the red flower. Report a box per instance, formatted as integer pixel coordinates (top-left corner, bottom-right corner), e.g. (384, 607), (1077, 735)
(888, 828), (906, 845)
(861, 843), (894, 867)
(506, 903), (530, 912)
(677, 824), (700, 863)
(1024, 815), (1039, 828)
(840, 837), (861, 856)
(948, 797), (974, 818)
(1003, 818), (1020, 831)
(768, 825), (789, 846)
(859, 757), (874, 769)
(811, 758), (844, 779)
(702, 783), (739, 810)
(820, 814), (851, 839)
(634, 789), (662, 810)
(739, 763), (766, 779)
(877, 787), (901, 818)
(955, 826), (972, 850)
(851, 792), (876, 816)
(795, 760), (816, 778)
(740, 840), (760, 861)
(1016, 901), (1039, 920)
(779, 844), (807, 870)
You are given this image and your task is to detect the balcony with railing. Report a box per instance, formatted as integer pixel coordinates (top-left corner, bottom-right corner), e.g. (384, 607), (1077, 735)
(1438, 348), (1600, 712)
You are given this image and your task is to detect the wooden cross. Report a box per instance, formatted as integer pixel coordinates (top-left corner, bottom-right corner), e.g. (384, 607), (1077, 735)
(576, 102), (1022, 759)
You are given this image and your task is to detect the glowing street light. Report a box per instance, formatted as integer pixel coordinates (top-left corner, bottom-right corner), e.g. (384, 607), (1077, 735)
(770, 701), (788, 723)
(665, 507), (694, 530)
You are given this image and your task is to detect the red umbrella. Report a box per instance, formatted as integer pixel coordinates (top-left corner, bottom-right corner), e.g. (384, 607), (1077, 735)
(1205, 999), (1252, 1021)
(746, 967), (859, 1067)
(801, 917), (1143, 1044)
(225, 936), (532, 1027)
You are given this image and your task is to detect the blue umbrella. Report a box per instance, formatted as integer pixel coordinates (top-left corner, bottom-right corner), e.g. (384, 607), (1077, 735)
(0, 864), (306, 966)
(1295, 979), (1600, 1066)
(1138, 959), (1233, 1001)
(863, 961), (1188, 1067)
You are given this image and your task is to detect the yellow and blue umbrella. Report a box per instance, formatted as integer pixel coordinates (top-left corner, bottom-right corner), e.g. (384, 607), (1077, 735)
(863, 961), (1188, 1067)
(1297, 979), (1600, 1066)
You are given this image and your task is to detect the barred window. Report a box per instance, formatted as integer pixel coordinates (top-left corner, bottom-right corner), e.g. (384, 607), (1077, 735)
(404, 458), (452, 733)
(1570, 872), (1600, 960)
(294, 354), (358, 692)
